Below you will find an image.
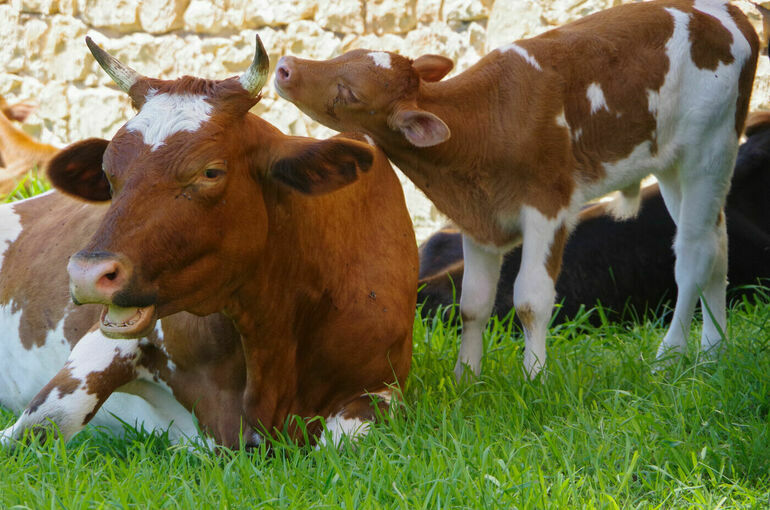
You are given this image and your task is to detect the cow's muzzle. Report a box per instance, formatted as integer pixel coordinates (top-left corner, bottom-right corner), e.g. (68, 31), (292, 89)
(67, 251), (156, 339)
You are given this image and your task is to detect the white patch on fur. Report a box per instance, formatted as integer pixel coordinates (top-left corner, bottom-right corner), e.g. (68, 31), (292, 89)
(499, 43), (542, 71)
(586, 83), (608, 114)
(368, 52), (391, 69)
(647, 89), (660, 116)
(363, 134), (376, 147)
(555, 111), (568, 129)
(318, 413), (371, 448)
(126, 90), (212, 151)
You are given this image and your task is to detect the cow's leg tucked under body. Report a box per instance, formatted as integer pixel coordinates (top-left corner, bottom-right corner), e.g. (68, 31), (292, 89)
(455, 235), (501, 380)
(1, 329), (141, 444)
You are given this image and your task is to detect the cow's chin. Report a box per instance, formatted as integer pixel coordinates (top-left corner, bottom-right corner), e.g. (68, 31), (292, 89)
(99, 304), (157, 339)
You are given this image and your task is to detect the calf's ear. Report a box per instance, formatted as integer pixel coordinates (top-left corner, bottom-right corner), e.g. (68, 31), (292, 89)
(391, 108), (451, 148)
(47, 138), (111, 202)
(413, 54), (454, 82)
(3, 101), (37, 122)
(268, 136), (374, 195)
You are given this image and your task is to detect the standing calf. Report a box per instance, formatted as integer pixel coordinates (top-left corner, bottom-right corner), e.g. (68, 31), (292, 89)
(275, 0), (759, 378)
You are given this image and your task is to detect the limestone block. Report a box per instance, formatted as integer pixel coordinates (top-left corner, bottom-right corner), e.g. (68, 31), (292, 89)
(345, 33), (407, 54)
(14, 0), (57, 14)
(416, 0), (442, 24)
(78, 0), (141, 32)
(444, 0), (489, 26)
(366, 0), (417, 35)
(235, 0), (317, 28)
(486, 0), (544, 50)
(24, 16), (91, 83)
(0, 6), (24, 73)
(139, 0), (188, 34)
(183, 0), (227, 33)
(66, 86), (133, 140)
(284, 21), (344, 59)
(316, 0), (363, 33)
(404, 22), (483, 72)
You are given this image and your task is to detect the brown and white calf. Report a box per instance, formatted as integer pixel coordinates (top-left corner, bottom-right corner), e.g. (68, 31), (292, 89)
(0, 191), (207, 446)
(38, 36), (417, 447)
(274, 0), (759, 378)
(0, 96), (59, 193)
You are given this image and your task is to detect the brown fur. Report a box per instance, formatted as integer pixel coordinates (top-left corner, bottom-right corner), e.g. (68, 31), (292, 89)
(0, 96), (59, 193)
(49, 75), (418, 445)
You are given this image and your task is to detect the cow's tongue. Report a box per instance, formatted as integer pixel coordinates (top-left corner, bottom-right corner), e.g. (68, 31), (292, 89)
(99, 304), (156, 338)
(103, 305), (142, 327)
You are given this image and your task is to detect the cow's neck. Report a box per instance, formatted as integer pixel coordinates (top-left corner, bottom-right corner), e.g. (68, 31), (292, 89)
(370, 65), (525, 246)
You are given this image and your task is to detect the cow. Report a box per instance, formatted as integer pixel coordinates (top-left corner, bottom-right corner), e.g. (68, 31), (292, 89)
(0, 96), (59, 193)
(31, 35), (417, 448)
(273, 0), (759, 379)
(0, 191), (206, 446)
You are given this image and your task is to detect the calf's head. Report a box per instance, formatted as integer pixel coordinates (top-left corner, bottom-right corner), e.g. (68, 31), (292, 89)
(50, 37), (375, 339)
(274, 49), (453, 147)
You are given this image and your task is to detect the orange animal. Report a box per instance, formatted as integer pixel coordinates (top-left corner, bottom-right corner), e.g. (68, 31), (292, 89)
(0, 95), (58, 194)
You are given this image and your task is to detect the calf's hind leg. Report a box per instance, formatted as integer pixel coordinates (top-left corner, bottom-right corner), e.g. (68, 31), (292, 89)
(655, 146), (734, 361)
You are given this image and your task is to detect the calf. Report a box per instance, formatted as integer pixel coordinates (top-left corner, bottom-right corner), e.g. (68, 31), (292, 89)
(45, 36), (417, 447)
(274, 0), (759, 378)
(0, 96), (59, 193)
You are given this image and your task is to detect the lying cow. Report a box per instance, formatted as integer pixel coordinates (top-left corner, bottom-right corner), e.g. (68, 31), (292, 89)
(0, 95), (59, 193)
(2, 36), (417, 448)
(274, 0), (759, 378)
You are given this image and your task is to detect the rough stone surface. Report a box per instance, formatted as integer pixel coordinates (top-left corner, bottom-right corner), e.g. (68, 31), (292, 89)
(2, 0), (769, 241)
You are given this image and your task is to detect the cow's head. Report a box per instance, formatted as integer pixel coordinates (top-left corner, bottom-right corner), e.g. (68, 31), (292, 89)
(274, 50), (453, 148)
(50, 37), (375, 339)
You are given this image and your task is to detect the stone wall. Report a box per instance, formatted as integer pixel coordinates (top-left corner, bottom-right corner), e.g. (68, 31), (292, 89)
(1, 0), (768, 241)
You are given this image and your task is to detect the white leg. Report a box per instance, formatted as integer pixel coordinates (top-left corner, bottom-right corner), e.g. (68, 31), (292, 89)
(699, 211), (728, 353)
(513, 207), (568, 379)
(656, 146), (734, 361)
(1, 330), (140, 446)
(454, 235), (502, 381)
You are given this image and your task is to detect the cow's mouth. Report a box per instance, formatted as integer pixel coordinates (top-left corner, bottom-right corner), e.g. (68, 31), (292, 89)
(99, 304), (156, 338)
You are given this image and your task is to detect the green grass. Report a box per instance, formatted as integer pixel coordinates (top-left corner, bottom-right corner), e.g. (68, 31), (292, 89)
(1, 290), (769, 508)
(2, 168), (52, 202)
(2, 185), (769, 507)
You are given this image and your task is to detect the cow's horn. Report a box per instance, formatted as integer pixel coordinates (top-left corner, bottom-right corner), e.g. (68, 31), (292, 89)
(86, 36), (140, 94)
(240, 34), (269, 97)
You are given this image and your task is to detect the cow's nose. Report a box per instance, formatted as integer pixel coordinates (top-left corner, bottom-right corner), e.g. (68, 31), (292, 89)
(67, 251), (130, 305)
(275, 56), (295, 85)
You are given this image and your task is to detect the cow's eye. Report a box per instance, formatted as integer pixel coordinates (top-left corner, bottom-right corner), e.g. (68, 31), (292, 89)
(203, 168), (225, 179)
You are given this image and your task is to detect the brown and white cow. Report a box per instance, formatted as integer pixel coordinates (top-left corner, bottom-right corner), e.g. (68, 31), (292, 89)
(274, 0), (759, 379)
(0, 191), (207, 446)
(0, 96), (59, 193)
(32, 36), (417, 448)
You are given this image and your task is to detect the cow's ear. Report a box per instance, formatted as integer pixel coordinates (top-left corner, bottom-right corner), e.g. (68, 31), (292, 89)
(268, 136), (374, 195)
(47, 138), (111, 202)
(413, 54), (454, 82)
(3, 101), (37, 122)
(391, 108), (450, 148)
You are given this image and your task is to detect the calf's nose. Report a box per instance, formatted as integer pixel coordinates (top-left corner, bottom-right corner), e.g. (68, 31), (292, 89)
(275, 56), (295, 85)
(67, 251), (130, 305)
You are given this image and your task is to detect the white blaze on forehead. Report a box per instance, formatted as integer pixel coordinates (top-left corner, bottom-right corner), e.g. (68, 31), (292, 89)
(586, 82), (609, 114)
(368, 51), (392, 69)
(126, 90), (213, 151)
(499, 43), (542, 71)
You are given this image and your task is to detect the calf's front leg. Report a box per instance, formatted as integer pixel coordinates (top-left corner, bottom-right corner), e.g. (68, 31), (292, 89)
(513, 207), (568, 378)
(454, 234), (502, 381)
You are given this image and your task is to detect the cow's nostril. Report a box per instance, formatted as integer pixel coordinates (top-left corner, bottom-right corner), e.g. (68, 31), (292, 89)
(105, 271), (118, 281)
(278, 66), (290, 80)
